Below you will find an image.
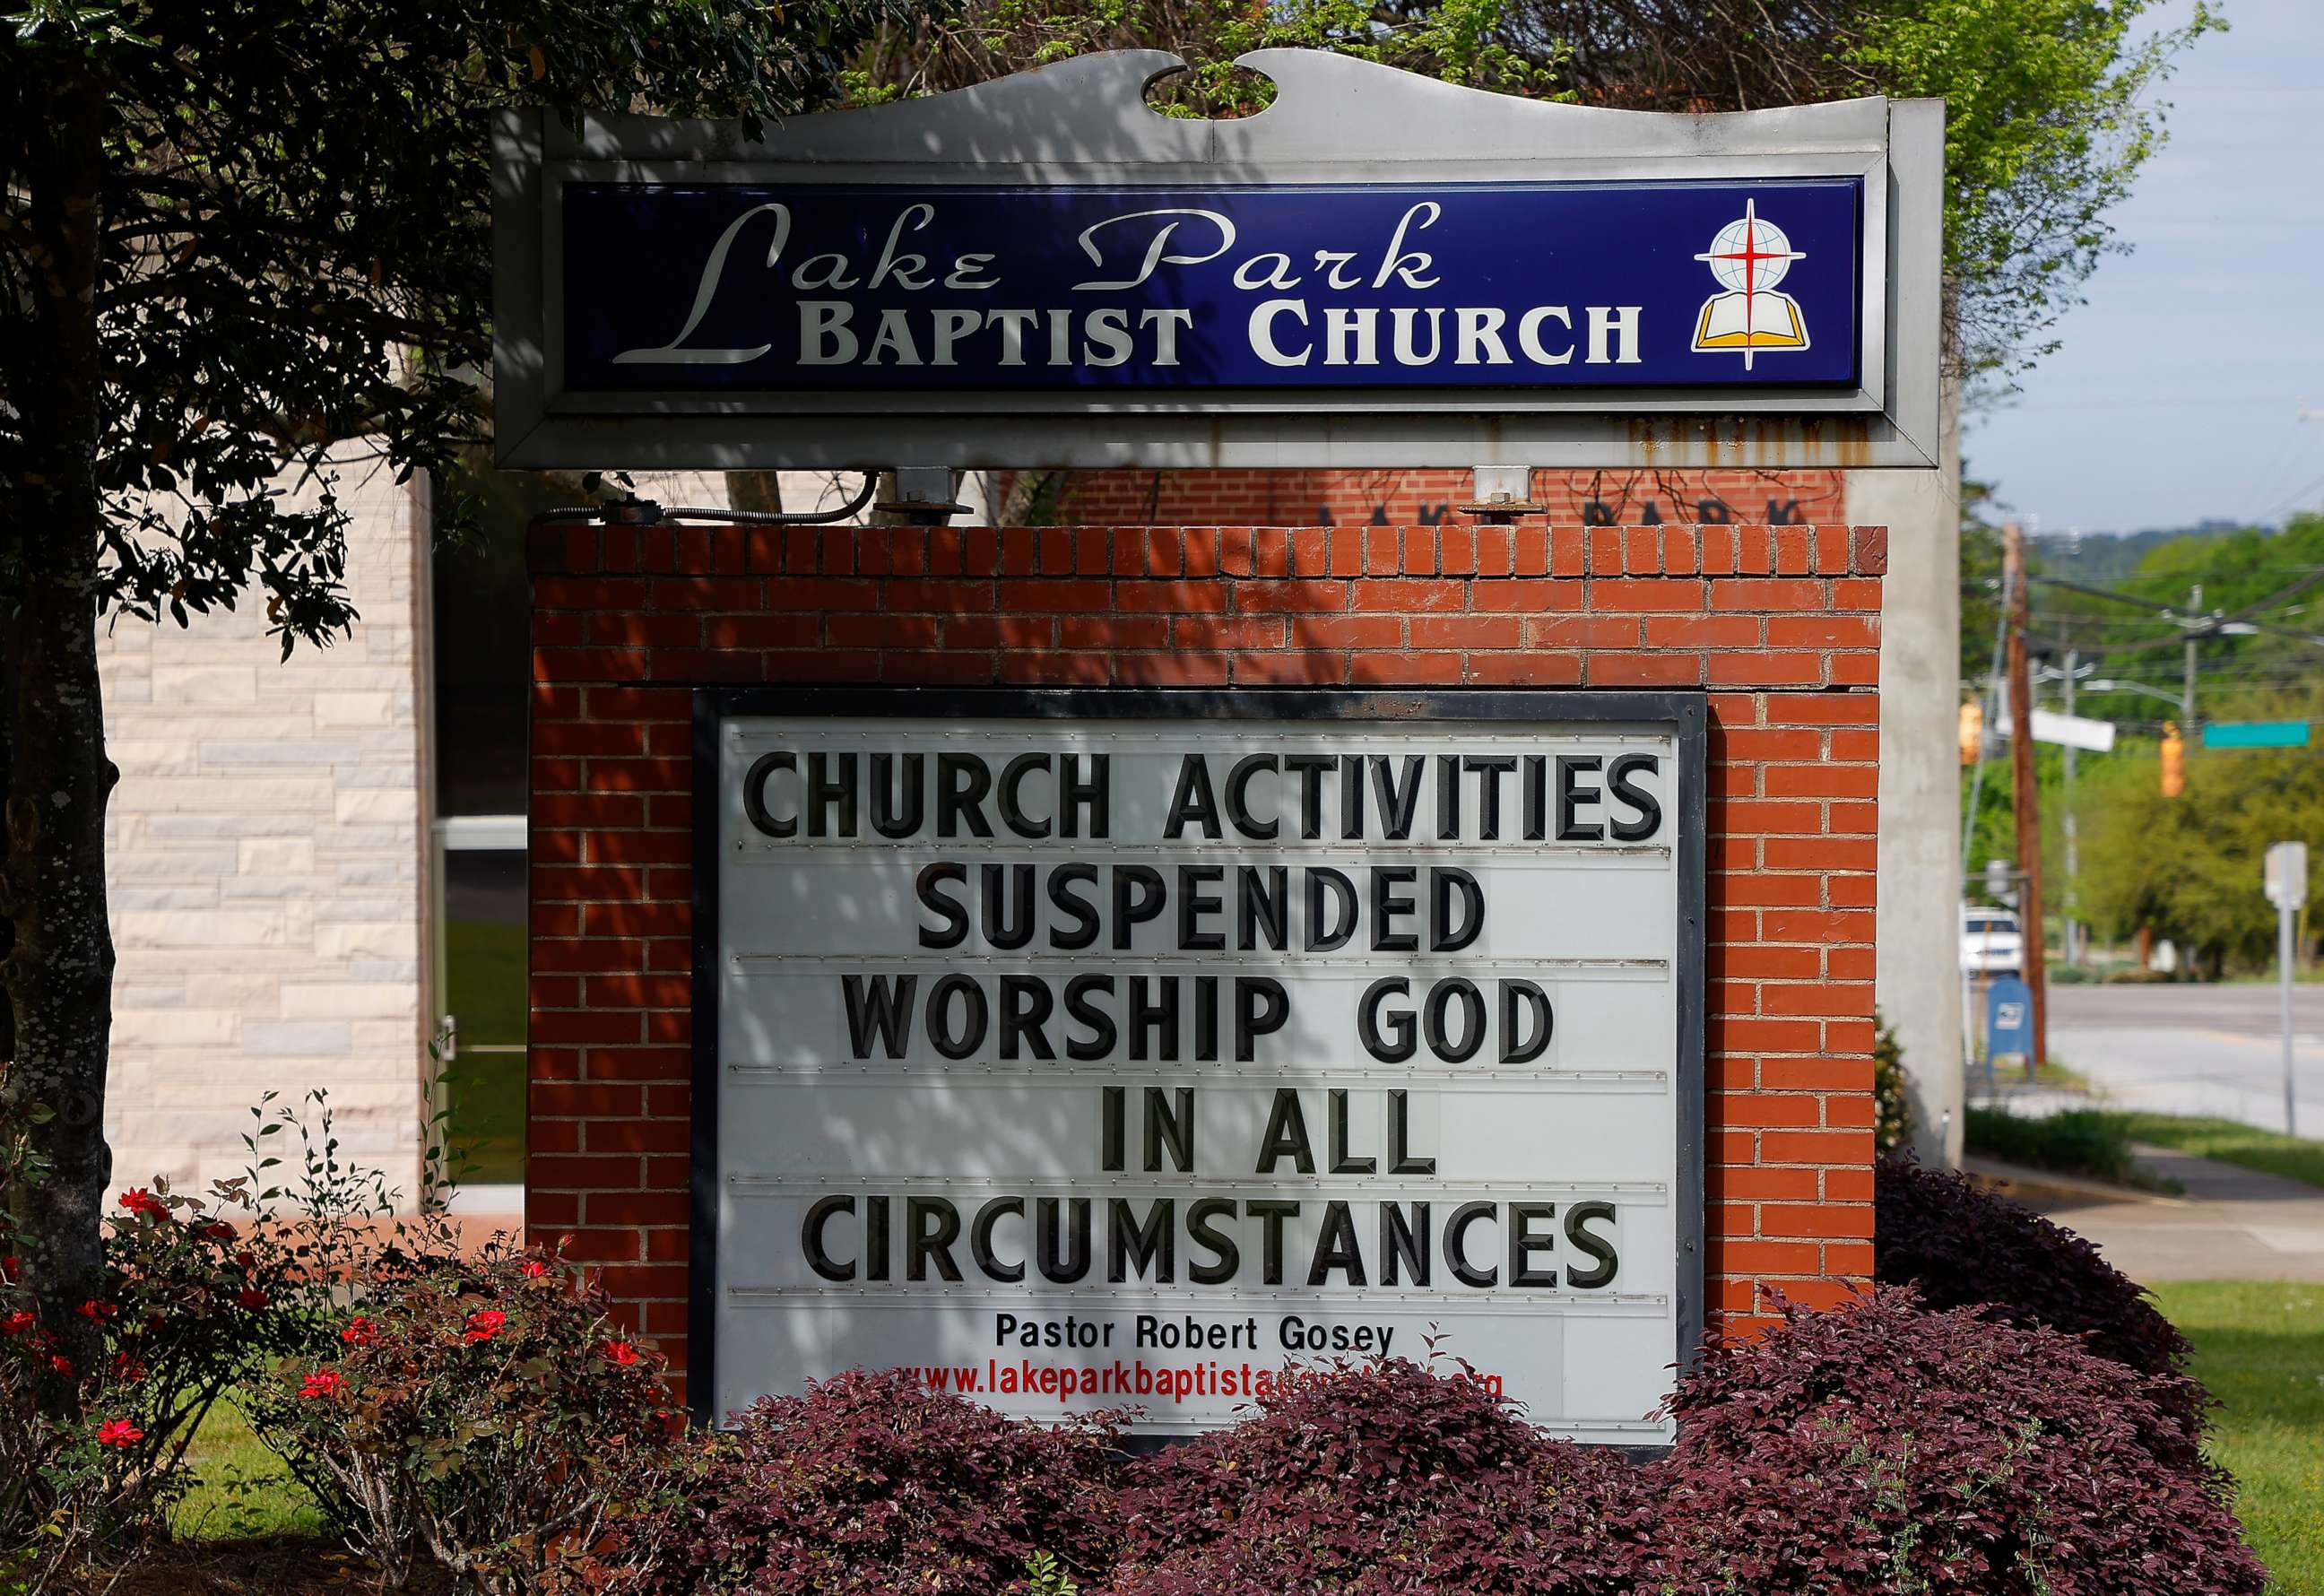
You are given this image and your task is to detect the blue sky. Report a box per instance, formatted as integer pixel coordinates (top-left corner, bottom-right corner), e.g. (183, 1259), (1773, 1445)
(1964, 0), (2324, 535)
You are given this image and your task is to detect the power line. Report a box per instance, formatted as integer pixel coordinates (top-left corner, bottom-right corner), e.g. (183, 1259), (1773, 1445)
(2269, 469), (2324, 516)
(2221, 567), (2324, 627)
(2027, 566), (2324, 583)
(1988, 395), (2304, 412)
(2025, 574), (2178, 612)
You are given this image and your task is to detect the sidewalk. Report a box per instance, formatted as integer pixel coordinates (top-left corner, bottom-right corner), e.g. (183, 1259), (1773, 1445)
(1999, 1145), (2324, 1284)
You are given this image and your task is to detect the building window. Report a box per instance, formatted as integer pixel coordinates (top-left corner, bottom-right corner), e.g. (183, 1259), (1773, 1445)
(432, 819), (527, 1185)
(429, 454), (583, 1193)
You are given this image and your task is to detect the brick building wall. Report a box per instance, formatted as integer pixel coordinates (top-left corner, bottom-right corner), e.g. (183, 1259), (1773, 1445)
(526, 516), (1885, 1399)
(1019, 467), (1845, 531)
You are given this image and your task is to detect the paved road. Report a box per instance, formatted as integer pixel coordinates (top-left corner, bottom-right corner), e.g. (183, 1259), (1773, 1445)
(2039, 983), (2324, 1135)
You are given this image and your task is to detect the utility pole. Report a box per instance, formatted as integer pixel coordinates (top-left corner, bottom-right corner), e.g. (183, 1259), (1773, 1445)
(2004, 522), (2048, 1073)
(2061, 647), (2078, 967)
(2183, 582), (2202, 747)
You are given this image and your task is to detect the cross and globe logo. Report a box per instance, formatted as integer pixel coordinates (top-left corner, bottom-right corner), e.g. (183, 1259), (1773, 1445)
(1689, 197), (1810, 369)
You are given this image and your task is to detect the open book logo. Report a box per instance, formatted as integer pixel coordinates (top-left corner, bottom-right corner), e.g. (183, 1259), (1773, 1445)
(1690, 200), (1809, 369)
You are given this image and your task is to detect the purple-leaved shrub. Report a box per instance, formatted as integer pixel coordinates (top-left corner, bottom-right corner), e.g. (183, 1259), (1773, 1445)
(1106, 1357), (1643, 1596)
(1645, 1288), (2264, 1595)
(1874, 1158), (2207, 1439)
(628, 1288), (2264, 1595)
(647, 1367), (1125, 1596)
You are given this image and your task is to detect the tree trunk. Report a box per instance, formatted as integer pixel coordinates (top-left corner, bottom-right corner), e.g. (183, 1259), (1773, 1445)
(2, 59), (114, 1390)
(724, 471), (785, 515)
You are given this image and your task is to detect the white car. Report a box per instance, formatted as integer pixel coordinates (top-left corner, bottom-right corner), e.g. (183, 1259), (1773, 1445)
(1960, 906), (2022, 976)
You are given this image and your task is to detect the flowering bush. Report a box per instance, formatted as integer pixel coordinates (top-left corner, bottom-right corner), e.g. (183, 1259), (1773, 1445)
(2, 1084), (477, 1588)
(1873, 1157), (2207, 1438)
(254, 1243), (684, 1594)
(0, 1178), (293, 1586)
(647, 1367), (1125, 1596)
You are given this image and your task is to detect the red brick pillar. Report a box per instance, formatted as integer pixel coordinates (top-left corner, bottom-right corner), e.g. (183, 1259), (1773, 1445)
(525, 516), (1885, 1395)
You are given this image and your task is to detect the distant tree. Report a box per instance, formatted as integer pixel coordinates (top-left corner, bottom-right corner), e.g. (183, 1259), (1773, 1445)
(0, 0), (911, 1395)
(2112, 513), (2324, 693)
(2028, 514), (2324, 730)
(2079, 717), (2324, 976)
(1959, 469), (2007, 675)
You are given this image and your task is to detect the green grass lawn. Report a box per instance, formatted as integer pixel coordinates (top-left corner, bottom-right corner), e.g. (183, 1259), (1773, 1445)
(2156, 1281), (2324, 1596)
(2115, 1115), (2324, 1191)
(171, 1400), (324, 1542)
(1966, 1106), (2324, 1193)
(1964, 1105), (2183, 1191)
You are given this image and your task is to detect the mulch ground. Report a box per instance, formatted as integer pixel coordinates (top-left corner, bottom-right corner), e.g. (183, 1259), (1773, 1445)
(76, 1538), (458, 1594)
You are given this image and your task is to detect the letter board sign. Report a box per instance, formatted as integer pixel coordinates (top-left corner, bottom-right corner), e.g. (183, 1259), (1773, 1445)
(692, 688), (1706, 1444)
(496, 49), (1942, 471)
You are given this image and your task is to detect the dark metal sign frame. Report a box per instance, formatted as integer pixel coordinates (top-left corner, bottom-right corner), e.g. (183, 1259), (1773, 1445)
(686, 685), (1708, 1434)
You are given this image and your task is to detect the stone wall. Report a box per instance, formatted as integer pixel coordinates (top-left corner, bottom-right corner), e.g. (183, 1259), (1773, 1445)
(97, 461), (430, 1203)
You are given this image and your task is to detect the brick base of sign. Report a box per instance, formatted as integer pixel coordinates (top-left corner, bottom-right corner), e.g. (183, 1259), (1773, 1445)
(1022, 467), (1847, 534)
(525, 518), (1886, 1402)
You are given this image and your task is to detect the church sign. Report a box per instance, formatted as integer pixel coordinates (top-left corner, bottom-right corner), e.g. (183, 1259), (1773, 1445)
(694, 688), (1705, 1444)
(560, 183), (1860, 391)
(495, 49), (1942, 470)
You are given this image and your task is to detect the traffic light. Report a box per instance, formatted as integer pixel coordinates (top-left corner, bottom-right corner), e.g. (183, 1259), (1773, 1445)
(1958, 699), (1982, 766)
(2160, 721), (2184, 798)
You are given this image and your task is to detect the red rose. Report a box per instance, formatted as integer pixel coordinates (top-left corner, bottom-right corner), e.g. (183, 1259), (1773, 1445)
(601, 1340), (640, 1366)
(1, 1255), (18, 1280)
(462, 1309), (507, 1344)
(236, 1287), (269, 1311)
(48, 1355), (74, 1377)
(298, 1370), (344, 1400)
(112, 1353), (147, 1383)
(233, 1251), (256, 1272)
(2, 1312), (33, 1336)
(117, 1189), (169, 1220)
(96, 1419), (143, 1447)
(75, 1299), (117, 1323)
(340, 1316), (379, 1347)
(201, 1222), (238, 1244)
(521, 1260), (551, 1279)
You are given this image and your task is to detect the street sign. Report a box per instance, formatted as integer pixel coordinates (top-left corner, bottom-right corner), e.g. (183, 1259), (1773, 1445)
(1985, 976), (2034, 1061)
(1983, 857), (2018, 907)
(1999, 710), (2117, 753)
(2267, 841), (2309, 911)
(2204, 721), (2311, 750)
(493, 50), (1943, 472)
(694, 688), (1705, 1444)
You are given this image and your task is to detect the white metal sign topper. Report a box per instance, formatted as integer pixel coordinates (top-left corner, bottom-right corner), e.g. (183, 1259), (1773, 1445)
(494, 49), (1942, 473)
(694, 688), (1706, 1444)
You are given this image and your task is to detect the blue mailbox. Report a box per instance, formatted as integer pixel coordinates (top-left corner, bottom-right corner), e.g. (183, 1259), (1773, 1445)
(1985, 976), (2034, 1061)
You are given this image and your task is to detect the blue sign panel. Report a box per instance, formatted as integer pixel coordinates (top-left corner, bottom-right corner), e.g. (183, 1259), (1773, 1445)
(2202, 720), (2311, 750)
(1985, 977), (2034, 1060)
(560, 179), (1862, 393)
